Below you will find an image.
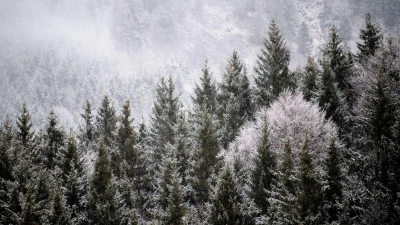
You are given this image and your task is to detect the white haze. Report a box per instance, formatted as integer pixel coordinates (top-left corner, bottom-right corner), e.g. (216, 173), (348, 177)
(0, 0), (389, 128)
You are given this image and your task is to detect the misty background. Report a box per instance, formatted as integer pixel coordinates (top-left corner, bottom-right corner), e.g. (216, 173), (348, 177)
(1, 0), (399, 127)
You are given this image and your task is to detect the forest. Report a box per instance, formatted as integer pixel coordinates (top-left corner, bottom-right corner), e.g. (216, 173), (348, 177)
(1, 12), (400, 225)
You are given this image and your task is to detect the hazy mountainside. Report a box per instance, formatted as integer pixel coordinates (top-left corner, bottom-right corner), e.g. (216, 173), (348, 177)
(0, 0), (399, 127)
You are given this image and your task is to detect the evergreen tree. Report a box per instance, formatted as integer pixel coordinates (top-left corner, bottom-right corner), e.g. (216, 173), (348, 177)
(301, 56), (320, 102)
(79, 100), (95, 144)
(324, 25), (348, 93)
(324, 139), (343, 223)
(250, 114), (277, 216)
(268, 140), (299, 225)
(254, 20), (292, 107)
(210, 165), (243, 225)
(16, 104), (34, 150)
(298, 137), (322, 224)
(191, 106), (221, 204)
(357, 13), (383, 61)
(96, 95), (117, 147)
(115, 100), (137, 178)
(49, 176), (71, 225)
(218, 50), (254, 149)
(192, 60), (218, 115)
(150, 76), (179, 165)
(174, 108), (191, 187)
(87, 142), (118, 225)
(298, 22), (312, 56)
(318, 57), (345, 129)
(43, 110), (64, 169)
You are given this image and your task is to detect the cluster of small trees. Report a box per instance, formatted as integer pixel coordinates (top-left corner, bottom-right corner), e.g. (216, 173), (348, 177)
(1, 13), (399, 224)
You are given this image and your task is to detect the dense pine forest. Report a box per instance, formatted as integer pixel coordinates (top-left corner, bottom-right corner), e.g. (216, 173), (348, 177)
(1, 12), (400, 224)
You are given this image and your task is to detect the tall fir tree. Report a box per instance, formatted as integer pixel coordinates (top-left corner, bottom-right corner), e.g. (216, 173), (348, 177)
(210, 164), (243, 225)
(191, 106), (221, 205)
(324, 139), (343, 223)
(318, 57), (345, 129)
(43, 110), (64, 170)
(357, 13), (383, 61)
(254, 20), (292, 107)
(16, 104), (34, 150)
(96, 95), (117, 147)
(150, 76), (179, 166)
(298, 137), (322, 224)
(218, 50), (254, 149)
(250, 114), (277, 216)
(87, 142), (119, 225)
(79, 100), (95, 145)
(301, 56), (320, 102)
(323, 25), (348, 93)
(192, 60), (218, 115)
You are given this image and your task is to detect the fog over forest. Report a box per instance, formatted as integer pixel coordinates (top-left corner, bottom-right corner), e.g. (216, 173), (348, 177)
(1, 0), (398, 126)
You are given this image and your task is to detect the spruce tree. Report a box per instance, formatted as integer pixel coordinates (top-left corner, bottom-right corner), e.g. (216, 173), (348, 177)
(43, 110), (64, 170)
(318, 57), (345, 129)
(210, 165), (243, 225)
(250, 114), (277, 216)
(16, 104), (34, 150)
(192, 60), (218, 115)
(301, 56), (320, 102)
(324, 25), (348, 93)
(87, 142), (118, 225)
(254, 20), (292, 107)
(218, 50), (253, 149)
(79, 100), (95, 144)
(324, 139), (343, 223)
(298, 137), (322, 224)
(174, 108), (191, 187)
(96, 95), (117, 147)
(49, 176), (71, 225)
(191, 106), (221, 204)
(150, 76), (179, 165)
(357, 13), (383, 61)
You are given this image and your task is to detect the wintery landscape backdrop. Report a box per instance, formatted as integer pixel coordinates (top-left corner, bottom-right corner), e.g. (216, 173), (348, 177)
(0, 0), (398, 126)
(1, 0), (400, 224)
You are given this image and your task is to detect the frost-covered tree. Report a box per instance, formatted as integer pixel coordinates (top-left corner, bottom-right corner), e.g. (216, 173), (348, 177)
(96, 95), (117, 147)
(298, 22), (312, 56)
(87, 142), (119, 225)
(16, 104), (35, 150)
(210, 164), (243, 225)
(218, 50), (254, 149)
(357, 13), (383, 61)
(250, 112), (277, 216)
(254, 20), (292, 107)
(150, 76), (179, 165)
(79, 100), (95, 145)
(42, 110), (64, 169)
(301, 56), (320, 102)
(192, 60), (218, 115)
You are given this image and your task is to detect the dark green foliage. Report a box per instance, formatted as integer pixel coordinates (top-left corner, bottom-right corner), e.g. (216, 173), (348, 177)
(250, 114), (276, 215)
(87, 142), (118, 225)
(16, 104), (34, 149)
(301, 56), (320, 102)
(210, 165), (243, 225)
(254, 20), (292, 107)
(174, 108), (191, 186)
(96, 95), (117, 146)
(218, 50), (254, 149)
(298, 137), (322, 224)
(191, 107), (221, 204)
(318, 57), (345, 129)
(357, 13), (383, 61)
(150, 76), (179, 164)
(43, 110), (64, 169)
(324, 25), (349, 93)
(324, 139), (343, 223)
(79, 100), (95, 144)
(192, 60), (218, 115)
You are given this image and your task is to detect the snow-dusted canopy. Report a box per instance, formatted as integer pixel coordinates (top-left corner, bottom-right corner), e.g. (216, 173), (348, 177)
(224, 90), (339, 169)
